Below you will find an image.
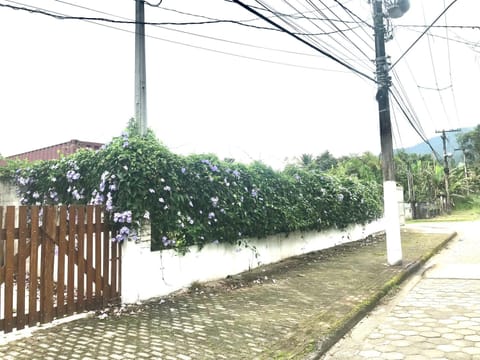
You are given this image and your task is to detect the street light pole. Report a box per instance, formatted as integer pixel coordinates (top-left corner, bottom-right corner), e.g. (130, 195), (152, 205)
(135, 0), (147, 136)
(373, 0), (402, 266)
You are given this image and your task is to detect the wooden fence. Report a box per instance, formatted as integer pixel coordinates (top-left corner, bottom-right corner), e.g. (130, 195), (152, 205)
(0, 205), (121, 333)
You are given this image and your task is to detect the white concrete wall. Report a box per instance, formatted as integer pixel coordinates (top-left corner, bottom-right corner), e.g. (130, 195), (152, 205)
(0, 180), (20, 207)
(121, 219), (385, 303)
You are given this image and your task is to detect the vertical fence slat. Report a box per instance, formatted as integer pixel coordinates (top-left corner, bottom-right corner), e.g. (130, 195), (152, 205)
(94, 206), (102, 306)
(77, 207), (85, 313)
(57, 206), (67, 318)
(0, 206), (4, 267)
(103, 214), (110, 306)
(66, 206), (76, 316)
(86, 206), (94, 310)
(0, 207), (4, 333)
(4, 206), (15, 333)
(16, 206), (28, 330)
(40, 207), (55, 324)
(0, 205), (120, 332)
(28, 207), (40, 327)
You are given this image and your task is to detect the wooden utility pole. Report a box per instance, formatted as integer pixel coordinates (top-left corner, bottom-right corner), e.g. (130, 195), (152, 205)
(135, 0), (147, 136)
(436, 129), (460, 211)
(455, 147), (469, 194)
(373, 0), (402, 266)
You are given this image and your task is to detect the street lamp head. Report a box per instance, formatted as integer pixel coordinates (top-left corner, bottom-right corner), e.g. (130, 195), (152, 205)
(386, 0), (410, 18)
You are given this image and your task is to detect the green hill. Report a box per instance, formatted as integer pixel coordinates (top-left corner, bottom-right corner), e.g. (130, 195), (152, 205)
(401, 128), (473, 163)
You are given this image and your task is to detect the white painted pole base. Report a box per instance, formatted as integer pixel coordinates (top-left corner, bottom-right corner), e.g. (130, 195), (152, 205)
(384, 180), (403, 265)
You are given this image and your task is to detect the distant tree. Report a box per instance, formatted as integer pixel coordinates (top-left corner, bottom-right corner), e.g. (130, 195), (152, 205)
(314, 151), (338, 172)
(456, 125), (480, 192)
(457, 125), (480, 171)
(332, 152), (382, 184)
(297, 153), (314, 168)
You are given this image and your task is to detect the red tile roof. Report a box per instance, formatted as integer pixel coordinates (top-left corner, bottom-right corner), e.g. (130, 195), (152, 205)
(5, 140), (103, 162)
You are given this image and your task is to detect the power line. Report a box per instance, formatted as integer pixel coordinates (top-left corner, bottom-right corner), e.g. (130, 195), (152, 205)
(254, 0), (373, 73)
(308, 0), (373, 60)
(398, 24), (480, 30)
(389, 89), (442, 161)
(161, 3), (364, 26)
(1, 1), (365, 37)
(231, 0), (376, 81)
(53, 0), (331, 59)
(5, 0), (351, 72)
(390, 0), (460, 70)
(265, 0), (373, 73)
(420, 1), (451, 127)
(332, 0), (373, 29)
(442, 0), (461, 126)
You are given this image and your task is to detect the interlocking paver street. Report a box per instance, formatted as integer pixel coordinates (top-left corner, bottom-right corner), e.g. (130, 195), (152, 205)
(0, 223), (459, 359)
(323, 221), (480, 360)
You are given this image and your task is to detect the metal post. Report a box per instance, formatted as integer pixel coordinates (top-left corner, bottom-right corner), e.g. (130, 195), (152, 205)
(135, 0), (147, 136)
(373, 0), (402, 266)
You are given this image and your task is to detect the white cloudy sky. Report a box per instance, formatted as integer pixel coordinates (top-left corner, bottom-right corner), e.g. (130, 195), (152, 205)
(0, 0), (479, 168)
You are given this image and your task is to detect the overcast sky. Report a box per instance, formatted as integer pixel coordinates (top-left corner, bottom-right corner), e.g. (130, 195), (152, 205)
(1, 0), (479, 168)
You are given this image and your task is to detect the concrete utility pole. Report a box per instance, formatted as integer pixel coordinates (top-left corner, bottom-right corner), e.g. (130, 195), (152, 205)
(436, 128), (461, 211)
(135, 0), (147, 136)
(373, 0), (402, 266)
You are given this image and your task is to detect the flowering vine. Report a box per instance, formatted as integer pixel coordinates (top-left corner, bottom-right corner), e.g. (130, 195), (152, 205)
(6, 120), (382, 254)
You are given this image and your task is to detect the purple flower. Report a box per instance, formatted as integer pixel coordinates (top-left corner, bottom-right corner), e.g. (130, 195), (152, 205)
(66, 170), (77, 182)
(251, 189), (258, 197)
(210, 196), (219, 207)
(209, 165), (219, 172)
(119, 226), (130, 236)
(163, 185), (171, 192)
(149, 188), (155, 193)
(72, 189), (81, 200)
(201, 159), (211, 165)
(232, 169), (241, 179)
(92, 191), (104, 205)
(181, 167), (186, 174)
(161, 236), (175, 247)
(113, 210), (132, 223)
(106, 193), (113, 211)
(208, 212), (215, 219)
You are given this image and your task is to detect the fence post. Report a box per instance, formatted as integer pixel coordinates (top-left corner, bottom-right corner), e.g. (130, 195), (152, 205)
(121, 222), (151, 303)
(40, 206), (56, 324)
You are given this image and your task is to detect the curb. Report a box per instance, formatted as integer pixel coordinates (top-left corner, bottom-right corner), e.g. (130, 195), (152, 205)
(307, 230), (457, 360)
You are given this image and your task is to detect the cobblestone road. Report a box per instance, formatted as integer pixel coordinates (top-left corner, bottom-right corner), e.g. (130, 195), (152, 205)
(0, 226), (453, 359)
(323, 221), (480, 360)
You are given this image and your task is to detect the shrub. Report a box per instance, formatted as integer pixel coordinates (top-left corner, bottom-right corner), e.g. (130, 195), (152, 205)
(7, 123), (382, 253)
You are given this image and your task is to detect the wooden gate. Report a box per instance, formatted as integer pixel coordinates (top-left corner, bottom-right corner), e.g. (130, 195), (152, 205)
(0, 205), (121, 333)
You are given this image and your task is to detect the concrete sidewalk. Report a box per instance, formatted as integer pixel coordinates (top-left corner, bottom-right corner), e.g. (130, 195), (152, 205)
(322, 221), (480, 360)
(0, 224), (456, 360)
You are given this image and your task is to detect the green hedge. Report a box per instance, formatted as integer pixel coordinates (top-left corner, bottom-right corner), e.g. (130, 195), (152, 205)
(5, 125), (382, 253)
